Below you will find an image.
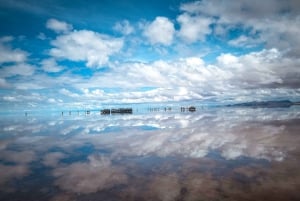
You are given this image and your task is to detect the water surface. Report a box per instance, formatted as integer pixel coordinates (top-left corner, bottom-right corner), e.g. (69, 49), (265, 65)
(0, 107), (300, 201)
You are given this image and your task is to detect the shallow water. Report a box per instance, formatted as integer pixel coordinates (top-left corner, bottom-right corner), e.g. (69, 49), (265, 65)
(0, 106), (300, 201)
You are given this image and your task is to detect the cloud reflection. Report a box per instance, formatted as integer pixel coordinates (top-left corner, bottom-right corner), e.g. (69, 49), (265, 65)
(0, 107), (300, 199)
(52, 155), (127, 193)
(43, 152), (66, 167)
(0, 164), (29, 186)
(0, 150), (36, 164)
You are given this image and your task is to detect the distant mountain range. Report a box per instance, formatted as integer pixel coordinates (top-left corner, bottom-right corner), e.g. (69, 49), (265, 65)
(227, 100), (300, 108)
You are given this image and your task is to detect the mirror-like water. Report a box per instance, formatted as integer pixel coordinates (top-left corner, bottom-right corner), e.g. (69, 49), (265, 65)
(0, 107), (300, 201)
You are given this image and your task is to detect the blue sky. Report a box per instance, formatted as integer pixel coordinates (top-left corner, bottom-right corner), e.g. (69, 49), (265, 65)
(0, 0), (300, 111)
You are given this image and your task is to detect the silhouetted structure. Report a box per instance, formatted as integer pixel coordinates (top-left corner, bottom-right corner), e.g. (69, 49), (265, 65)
(181, 106), (196, 112)
(101, 108), (133, 115)
(111, 108), (133, 114)
(188, 106), (196, 112)
(101, 109), (111, 115)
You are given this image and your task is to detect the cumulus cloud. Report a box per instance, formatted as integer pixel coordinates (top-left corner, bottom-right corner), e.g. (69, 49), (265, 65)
(2, 94), (43, 104)
(2, 4), (300, 108)
(3, 96), (18, 102)
(92, 48), (299, 102)
(113, 20), (134, 35)
(177, 13), (213, 43)
(47, 98), (58, 103)
(0, 63), (35, 78)
(143, 16), (175, 45)
(50, 30), (123, 67)
(10, 47), (296, 105)
(228, 35), (262, 48)
(46, 18), (73, 33)
(53, 155), (127, 193)
(2, 47), (299, 106)
(41, 58), (64, 72)
(217, 49), (300, 88)
(59, 88), (80, 98)
(0, 36), (28, 64)
(37, 32), (47, 40)
(180, 0), (300, 56)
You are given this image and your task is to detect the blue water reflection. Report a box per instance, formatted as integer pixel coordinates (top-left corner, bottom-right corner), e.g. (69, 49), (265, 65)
(0, 107), (300, 200)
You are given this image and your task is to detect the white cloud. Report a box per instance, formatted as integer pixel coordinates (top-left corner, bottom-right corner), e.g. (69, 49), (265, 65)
(59, 88), (80, 98)
(81, 88), (104, 98)
(0, 36), (14, 43)
(216, 49), (290, 87)
(177, 13), (213, 43)
(50, 30), (123, 68)
(41, 58), (64, 72)
(113, 20), (134, 35)
(3, 96), (17, 102)
(46, 18), (73, 33)
(47, 98), (57, 103)
(0, 37), (28, 64)
(0, 63), (35, 78)
(1, 93), (44, 104)
(143, 16), (175, 46)
(11, 48), (296, 105)
(37, 32), (47, 40)
(228, 35), (262, 48)
(180, 0), (300, 56)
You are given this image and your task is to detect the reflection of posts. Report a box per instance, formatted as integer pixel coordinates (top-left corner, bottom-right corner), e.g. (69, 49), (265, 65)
(61, 112), (64, 116)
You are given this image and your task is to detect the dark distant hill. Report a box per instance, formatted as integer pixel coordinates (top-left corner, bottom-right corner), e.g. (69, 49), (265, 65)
(227, 100), (300, 108)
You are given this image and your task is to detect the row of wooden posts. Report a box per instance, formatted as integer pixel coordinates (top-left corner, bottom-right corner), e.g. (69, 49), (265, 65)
(61, 108), (133, 116)
(59, 106), (196, 116)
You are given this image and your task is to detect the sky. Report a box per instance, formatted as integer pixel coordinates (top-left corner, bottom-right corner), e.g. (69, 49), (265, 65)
(0, 0), (300, 111)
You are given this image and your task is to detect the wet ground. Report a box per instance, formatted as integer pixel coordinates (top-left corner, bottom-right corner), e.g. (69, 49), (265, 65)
(0, 106), (300, 201)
